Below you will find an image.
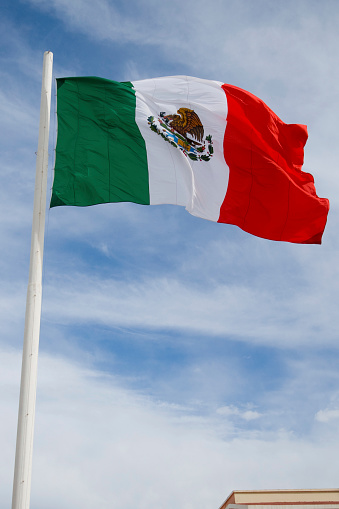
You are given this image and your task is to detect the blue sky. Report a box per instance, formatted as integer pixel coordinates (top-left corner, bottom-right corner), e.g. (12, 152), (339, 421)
(1, 1), (339, 508)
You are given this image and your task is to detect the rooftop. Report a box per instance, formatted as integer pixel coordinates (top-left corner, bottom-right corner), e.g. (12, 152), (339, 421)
(219, 490), (339, 509)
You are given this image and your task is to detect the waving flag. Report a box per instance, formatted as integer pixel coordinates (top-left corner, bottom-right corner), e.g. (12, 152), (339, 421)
(51, 76), (329, 244)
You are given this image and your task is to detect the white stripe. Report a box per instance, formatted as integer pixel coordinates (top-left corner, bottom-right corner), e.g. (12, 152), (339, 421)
(133, 76), (229, 221)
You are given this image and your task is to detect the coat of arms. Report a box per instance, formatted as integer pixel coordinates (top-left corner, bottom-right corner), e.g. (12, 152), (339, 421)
(147, 108), (213, 162)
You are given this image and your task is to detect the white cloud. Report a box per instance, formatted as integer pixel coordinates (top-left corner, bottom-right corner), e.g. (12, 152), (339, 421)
(217, 405), (261, 421)
(2, 347), (339, 509)
(26, 0), (151, 45)
(315, 408), (339, 423)
(38, 260), (339, 349)
(24, 1), (339, 91)
(0, 89), (39, 142)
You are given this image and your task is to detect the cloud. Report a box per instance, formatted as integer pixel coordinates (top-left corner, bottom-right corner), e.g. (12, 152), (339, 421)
(24, 0), (339, 89)
(0, 89), (39, 143)
(217, 405), (262, 421)
(38, 257), (339, 349)
(26, 0), (152, 45)
(3, 347), (339, 509)
(315, 408), (339, 423)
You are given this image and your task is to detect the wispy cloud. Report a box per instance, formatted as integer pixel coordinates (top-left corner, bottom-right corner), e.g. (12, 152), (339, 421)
(315, 408), (339, 423)
(217, 405), (262, 421)
(2, 347), (339, 509)
(38, 254), (339, 349)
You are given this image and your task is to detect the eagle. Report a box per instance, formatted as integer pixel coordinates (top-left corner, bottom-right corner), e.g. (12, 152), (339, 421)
(164, 108), (204, 145)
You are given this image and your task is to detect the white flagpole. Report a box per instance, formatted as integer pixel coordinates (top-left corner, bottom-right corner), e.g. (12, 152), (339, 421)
(12, 51), (53, 509)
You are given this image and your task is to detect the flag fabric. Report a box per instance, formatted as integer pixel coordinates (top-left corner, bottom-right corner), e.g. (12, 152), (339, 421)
(51, 75), (329, 244)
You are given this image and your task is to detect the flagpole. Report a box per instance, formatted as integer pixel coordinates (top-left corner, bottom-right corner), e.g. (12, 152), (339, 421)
(12, 51), (53, 509)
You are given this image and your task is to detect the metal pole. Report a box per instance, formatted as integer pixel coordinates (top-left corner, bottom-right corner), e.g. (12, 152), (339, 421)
(12, 51), (53, 509)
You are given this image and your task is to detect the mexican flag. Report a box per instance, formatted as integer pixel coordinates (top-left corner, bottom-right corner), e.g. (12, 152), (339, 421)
(51, 75), (329, 244)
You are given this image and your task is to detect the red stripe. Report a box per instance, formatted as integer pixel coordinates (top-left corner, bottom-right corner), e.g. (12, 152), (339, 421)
(219, 84), (329, 244)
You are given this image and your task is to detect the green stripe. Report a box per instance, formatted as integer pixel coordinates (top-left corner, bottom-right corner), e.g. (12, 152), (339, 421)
(50, 77), (150, 208)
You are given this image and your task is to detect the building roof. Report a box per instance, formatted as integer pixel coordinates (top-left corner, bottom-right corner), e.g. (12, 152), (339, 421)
(219, 490), (339, 509)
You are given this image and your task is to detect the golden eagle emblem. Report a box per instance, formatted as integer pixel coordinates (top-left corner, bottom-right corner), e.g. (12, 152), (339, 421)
(147, 107), (213, 162)
(164, 108), (204, 145)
